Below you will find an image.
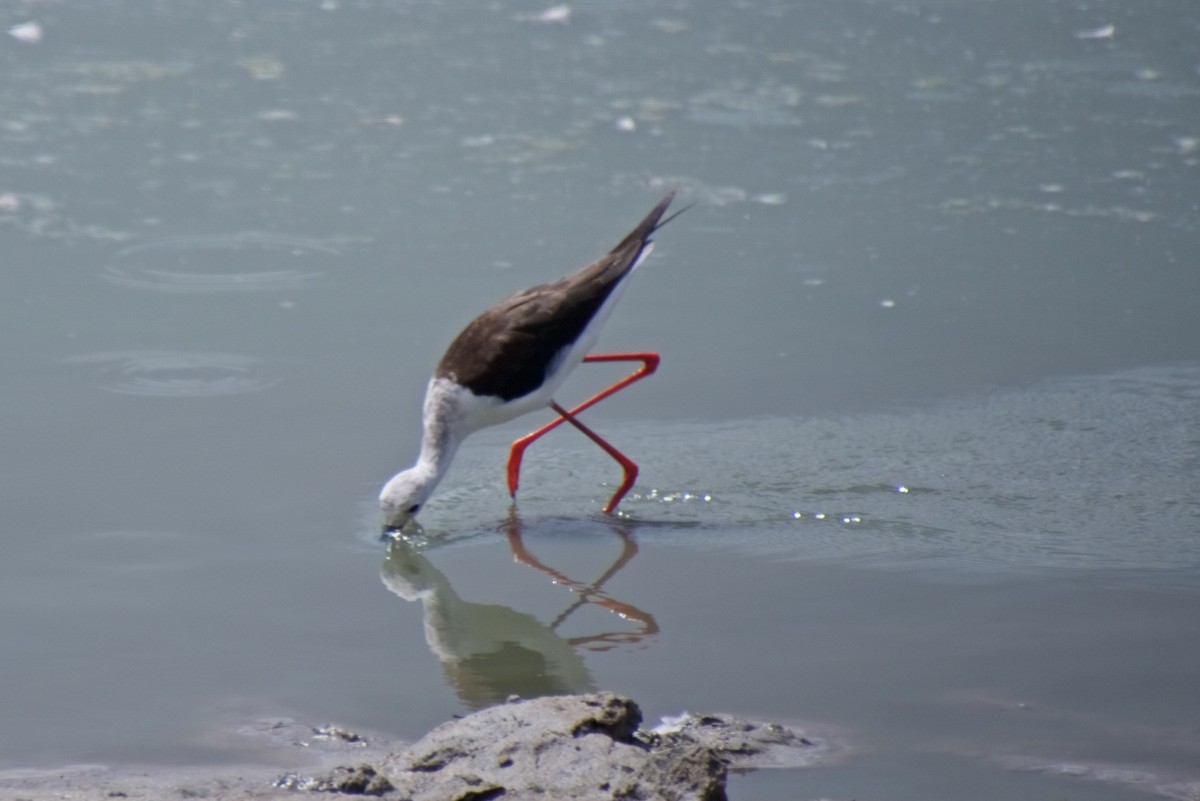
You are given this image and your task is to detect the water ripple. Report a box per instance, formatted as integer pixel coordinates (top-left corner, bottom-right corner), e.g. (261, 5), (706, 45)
(65, 350), (280, 397)
(422, 363), (1200, 577)
(101, 232), (344, 293)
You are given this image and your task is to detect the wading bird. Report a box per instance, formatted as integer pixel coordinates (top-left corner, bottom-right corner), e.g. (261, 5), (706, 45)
(380, 192), (684, 530)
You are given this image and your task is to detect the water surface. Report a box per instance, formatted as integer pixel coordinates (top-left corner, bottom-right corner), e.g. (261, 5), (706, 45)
(2, 1), (1199, 799)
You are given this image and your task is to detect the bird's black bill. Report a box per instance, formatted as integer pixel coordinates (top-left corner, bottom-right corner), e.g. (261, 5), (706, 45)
(381, 519), (426, 541)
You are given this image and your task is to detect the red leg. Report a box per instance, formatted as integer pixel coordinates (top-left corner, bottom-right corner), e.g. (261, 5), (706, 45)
(506, 352), (658, 511)
(548, 402), (638, 514)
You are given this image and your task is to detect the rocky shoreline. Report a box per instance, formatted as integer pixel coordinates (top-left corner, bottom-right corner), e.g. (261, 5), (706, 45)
(0, 693), (836, 801)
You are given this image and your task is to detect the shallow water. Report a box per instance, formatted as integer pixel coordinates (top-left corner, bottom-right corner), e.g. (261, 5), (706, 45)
(3, 1), (1199, 799)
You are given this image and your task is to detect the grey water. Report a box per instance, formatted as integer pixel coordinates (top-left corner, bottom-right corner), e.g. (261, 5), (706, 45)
(2, 1), (1199, 799)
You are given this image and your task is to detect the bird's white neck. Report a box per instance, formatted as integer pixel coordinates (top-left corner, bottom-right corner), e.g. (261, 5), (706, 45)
(413, 377), (470, 487)
(380, 378), (470, 525)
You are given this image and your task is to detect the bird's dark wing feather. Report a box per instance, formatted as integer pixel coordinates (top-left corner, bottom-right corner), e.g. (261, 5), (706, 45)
(435, 192), (678, 401)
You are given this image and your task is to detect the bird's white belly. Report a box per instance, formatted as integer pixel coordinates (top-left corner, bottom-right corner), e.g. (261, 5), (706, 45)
(453, 347), (576, 430)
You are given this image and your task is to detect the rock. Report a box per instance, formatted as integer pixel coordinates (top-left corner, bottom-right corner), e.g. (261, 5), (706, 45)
(650, 711), (832, 770)
(276, 764), (394, 796)
(376, 692), (827, 801)
(0, 694), (831, 801)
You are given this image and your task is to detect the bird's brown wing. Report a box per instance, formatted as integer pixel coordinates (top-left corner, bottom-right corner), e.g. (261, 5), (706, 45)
(435, 192), (678, 401)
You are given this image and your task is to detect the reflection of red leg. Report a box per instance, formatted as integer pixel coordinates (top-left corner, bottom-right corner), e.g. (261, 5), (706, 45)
(504, 510), (660, 648)
(506, 352), (659, 512)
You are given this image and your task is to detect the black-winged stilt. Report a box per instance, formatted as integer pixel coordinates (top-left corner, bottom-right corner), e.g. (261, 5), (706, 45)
(380, 192), (683, 531)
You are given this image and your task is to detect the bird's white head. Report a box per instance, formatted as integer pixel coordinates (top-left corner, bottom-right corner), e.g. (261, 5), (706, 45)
(379, 467), (434, 531)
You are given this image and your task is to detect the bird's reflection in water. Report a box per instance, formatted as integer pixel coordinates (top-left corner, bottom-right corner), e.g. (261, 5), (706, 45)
(380, 508), (657, 709)
(502, 509), (658, 654)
